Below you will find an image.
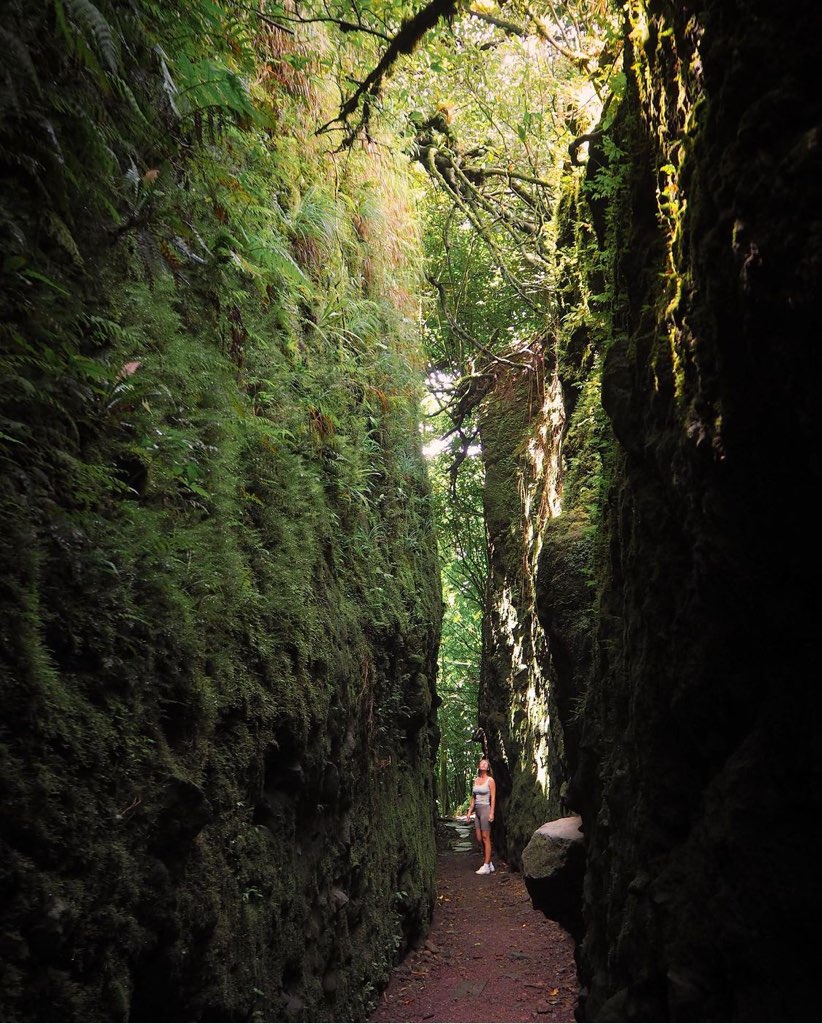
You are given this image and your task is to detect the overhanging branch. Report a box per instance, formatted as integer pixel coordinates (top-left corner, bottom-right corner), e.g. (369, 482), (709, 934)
(318, 0), (459, 142)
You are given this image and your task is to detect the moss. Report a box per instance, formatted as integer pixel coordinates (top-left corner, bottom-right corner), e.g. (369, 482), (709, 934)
(477, 359), (568, 866)
(0, 1), (440, 1019)
(572, 3), (822, 1019)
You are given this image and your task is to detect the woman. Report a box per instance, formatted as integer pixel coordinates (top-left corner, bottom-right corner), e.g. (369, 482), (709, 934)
(465, 758), (496, 874)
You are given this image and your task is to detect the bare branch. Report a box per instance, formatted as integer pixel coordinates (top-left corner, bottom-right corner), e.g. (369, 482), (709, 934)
(523, 2), (593, 64)
(274, 11), (391, 41)
(428, 275), (538, 376)
(468, 1), (594, 64)
(318, 0), (459, 141)
(468, 7), (528, 37)
(569, 130), (602, 166)
(425, 147), (543, 309)
(475, 167), (554, 190)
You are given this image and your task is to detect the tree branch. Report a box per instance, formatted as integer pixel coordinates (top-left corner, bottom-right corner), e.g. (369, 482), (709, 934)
(275, 11), (391, 41)
(428, 275), (527, 370)
(318, 0), (459, 141)
(468, 2), (593, 65)
(468, 7), (528, 37)
(425, 147), (543, 308)
(569, 130), (602, 166)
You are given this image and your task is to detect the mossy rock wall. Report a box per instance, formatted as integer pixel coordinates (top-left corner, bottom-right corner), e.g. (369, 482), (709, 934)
(478, 178), (605, 868)
(477, 356), (568, 866)
(571, 2), (822, 1019)
(535, 510), (595, 778)
(0, 4), (441, 1021)
(534, 179), (604, 793)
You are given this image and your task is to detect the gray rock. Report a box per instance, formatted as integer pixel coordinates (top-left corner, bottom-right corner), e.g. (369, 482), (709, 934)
(330, 888), (349, 912)
(522, 815), (585, 939)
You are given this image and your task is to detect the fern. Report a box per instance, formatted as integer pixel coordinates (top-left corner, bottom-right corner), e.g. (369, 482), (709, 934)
(0, 26), (41, 102)
(291, 187), (340, 243)
(344, 298), (384, 348)
(78, 314), (143, 350)
(111, 75), (150, 125)
(173, 55), (256, 123)
(135, 228), (166, 283)
(43, 210), (84, 265)
(58, 0), (120, 73)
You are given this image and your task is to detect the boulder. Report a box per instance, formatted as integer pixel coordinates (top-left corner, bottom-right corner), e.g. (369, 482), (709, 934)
(522, 815), (585, 939)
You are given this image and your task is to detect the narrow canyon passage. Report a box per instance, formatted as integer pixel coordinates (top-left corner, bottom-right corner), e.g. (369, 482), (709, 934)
(2, 0), (820, 1020)
(370, 820), (577, 1024)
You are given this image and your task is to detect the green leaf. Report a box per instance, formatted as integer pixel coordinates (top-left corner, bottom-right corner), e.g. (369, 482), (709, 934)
(20, 269), (71, 296)
(62, 0), (120, 73)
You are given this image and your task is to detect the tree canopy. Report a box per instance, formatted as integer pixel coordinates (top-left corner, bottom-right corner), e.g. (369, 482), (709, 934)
(286, 0), (621, 808)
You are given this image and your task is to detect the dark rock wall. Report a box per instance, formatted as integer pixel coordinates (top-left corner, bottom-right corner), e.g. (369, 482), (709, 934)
(571, 2), (822, 1019)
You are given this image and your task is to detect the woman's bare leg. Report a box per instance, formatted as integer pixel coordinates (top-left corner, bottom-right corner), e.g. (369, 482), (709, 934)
(482, 830), (491, 864)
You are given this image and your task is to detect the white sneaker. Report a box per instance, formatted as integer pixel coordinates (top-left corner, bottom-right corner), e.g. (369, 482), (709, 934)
(490, 862), (495, 872)
(476, 863), (491, 875)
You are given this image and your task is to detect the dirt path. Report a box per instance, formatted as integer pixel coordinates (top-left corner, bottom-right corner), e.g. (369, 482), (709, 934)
(370, 819), (578, 1023)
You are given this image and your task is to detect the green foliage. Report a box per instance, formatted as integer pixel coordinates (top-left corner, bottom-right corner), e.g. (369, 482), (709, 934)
(266, 0), (621, 818)
(585, 136), (628, 201)
(0, 1), (440, 1020)
(424, 421), (487, 813)
(0, 0), (629, 1012)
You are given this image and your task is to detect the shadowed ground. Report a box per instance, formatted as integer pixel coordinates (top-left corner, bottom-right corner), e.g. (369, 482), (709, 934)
(370, 819), (578, 1023)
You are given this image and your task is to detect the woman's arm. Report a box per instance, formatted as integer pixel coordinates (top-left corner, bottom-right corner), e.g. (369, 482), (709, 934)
(466, 782), (476, 820)
(489, 777), (496, 822)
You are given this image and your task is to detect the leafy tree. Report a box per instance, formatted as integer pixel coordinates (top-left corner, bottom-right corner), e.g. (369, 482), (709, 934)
(400, 1), (619, 812)
(425, 415), (486, 813)
(271, 0), (621, 809)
